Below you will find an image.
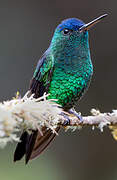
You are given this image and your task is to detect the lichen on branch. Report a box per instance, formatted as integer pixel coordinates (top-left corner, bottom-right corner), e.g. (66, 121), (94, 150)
(0, 91), (116, 148)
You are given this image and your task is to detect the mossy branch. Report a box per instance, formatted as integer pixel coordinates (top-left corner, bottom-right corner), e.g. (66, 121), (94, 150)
(0, 91), (116, 148)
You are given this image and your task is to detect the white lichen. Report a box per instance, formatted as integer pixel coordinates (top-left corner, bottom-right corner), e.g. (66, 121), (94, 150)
(0, 91), (63, 147)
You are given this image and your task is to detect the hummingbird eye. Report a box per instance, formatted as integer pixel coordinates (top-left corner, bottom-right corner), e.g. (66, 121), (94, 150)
(62, 28), (71, 35)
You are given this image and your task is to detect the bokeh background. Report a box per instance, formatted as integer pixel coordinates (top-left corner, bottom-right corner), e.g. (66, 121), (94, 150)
(0, 0), (116, 180)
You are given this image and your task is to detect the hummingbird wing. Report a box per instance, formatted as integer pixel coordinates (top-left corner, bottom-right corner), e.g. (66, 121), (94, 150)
(14, 50), (59, 164)
(30, 49), (54, 98)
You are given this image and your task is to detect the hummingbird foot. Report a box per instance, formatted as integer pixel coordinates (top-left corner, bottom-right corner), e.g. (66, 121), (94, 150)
(60, 112), (71, 126)
(68, 109), (83, 123)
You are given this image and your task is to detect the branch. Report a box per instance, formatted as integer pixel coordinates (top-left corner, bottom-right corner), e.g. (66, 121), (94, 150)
(0, 91), (116, 148)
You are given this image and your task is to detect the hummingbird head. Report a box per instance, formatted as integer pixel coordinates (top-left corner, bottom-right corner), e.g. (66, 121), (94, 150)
(50, 14), (107, 62)
(50, 18), (87, 53)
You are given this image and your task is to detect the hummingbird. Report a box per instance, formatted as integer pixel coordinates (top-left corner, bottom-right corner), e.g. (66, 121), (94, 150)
(14, 14), (107, 164)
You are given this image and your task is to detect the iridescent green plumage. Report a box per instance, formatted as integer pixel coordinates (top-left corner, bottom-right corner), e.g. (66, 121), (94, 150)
(48, 30), (93, 109)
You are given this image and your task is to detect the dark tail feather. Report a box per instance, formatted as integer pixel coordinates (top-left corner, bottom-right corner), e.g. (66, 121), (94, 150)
(25, 130), (38, 164)
(14, 127), (60, 164)
(30, 127), (60, 160)
(14, 131), (29, 162)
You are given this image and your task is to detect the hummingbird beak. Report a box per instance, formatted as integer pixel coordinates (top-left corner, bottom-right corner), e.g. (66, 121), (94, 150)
(79, 14), (108, 32)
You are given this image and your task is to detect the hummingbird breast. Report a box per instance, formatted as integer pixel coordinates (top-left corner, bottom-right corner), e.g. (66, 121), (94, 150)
(47, 60), (93, 110)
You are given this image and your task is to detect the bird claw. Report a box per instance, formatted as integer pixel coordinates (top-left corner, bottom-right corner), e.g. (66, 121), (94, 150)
(60, 112), (71, 126)
(68, 109), (83, 123)
(60, 110), (83, 126)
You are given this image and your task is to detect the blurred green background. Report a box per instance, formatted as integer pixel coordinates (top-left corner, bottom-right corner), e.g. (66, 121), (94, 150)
(0, 0), (116, 180)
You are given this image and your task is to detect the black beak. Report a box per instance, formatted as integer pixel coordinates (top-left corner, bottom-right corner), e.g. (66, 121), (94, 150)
(79, 14), (108, 32)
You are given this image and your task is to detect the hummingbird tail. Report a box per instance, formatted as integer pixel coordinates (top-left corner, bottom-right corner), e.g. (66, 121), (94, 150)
(14, 127), (60, 164)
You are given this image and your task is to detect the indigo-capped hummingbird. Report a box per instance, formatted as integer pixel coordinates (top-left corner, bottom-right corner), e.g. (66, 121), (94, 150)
(14, 14), (107, 163)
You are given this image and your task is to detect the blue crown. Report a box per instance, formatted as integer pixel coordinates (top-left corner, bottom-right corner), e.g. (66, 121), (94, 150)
(57, 18), (85, 31)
